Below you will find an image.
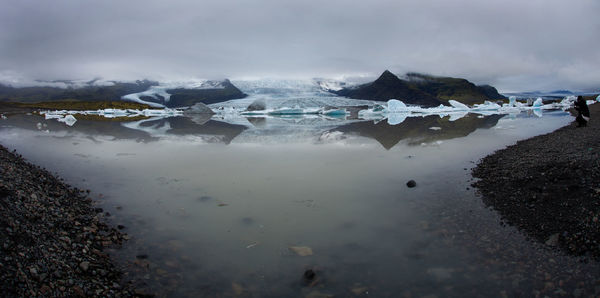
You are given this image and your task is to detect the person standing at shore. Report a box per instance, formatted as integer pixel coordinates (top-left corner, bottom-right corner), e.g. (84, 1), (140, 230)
(575, 96), (590, 127)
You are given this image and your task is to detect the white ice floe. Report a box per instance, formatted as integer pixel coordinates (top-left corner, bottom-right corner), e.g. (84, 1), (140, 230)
(39, 108), (183, 125)
(386, 99), (409, 112)
(352, 95), (587, 125)
(532, 97), (543, 107)
(57, 115), (77, 126)
(236, 106), (348, 118)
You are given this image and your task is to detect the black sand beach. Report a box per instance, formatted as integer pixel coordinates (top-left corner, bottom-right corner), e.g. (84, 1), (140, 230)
(473, 103), (600, 259)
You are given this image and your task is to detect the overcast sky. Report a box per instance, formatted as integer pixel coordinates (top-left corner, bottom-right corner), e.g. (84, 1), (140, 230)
(0, 0), (598, 92)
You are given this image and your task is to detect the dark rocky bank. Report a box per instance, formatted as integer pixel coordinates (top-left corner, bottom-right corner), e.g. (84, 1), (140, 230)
(473, 103), (600, 259)
(0, 145), (133, 296)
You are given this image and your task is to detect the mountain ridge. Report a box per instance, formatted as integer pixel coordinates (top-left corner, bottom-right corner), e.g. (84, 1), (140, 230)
(334, 70), (506, 106)
(0, 79), (247, 108)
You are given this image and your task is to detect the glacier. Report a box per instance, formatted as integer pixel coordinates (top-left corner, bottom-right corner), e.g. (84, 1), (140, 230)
(121, 80), (227, 107)
(35, 78), (596, 129)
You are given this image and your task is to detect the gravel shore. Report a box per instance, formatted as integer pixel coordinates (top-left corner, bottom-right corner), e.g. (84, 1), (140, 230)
(0, 145), (132, 296)
(473, 103), (600, 259)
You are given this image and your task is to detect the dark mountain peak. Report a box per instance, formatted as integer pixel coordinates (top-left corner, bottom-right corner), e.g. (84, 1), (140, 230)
(333, 69), (506, 106)
(334, 70), (442, 107)
(377, 70), (401, 82)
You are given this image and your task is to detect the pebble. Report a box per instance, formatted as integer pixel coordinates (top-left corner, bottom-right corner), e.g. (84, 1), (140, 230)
(0, 145), (133, 296)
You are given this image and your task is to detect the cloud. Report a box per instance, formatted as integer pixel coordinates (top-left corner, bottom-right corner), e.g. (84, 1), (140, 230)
(0, 0), (598, 91)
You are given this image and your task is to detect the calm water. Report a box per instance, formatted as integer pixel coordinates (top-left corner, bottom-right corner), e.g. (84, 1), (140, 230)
(1, 110), (598, 297)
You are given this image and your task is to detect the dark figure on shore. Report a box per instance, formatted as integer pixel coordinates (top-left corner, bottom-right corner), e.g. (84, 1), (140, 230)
(574, 96), (590, 127)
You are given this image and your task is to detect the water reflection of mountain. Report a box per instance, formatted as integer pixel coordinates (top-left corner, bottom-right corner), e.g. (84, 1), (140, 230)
(1, 113), (158, 142)
(3, 112), (504, 147)
(334, 114), (504, 149)
(1, 114), (247, 145)
(129, 117), (247, 144)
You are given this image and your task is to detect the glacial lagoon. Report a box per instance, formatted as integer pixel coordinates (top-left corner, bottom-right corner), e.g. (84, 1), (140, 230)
(1, 105), (599, 296)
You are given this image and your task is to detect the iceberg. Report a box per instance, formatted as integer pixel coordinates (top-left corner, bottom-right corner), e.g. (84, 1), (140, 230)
(473, 101), (502, 110)
(268, 107), (308, 115)
(508, 96), (517, 107)
(321, 108), (348, 116)
(40, 108), (183, 120)
(448, 100), (469, 110)
(387, 113), (408, 125)
(57, 114), (77, 126)
(448, 112), (468, 121)
(386, 99), (409, 112)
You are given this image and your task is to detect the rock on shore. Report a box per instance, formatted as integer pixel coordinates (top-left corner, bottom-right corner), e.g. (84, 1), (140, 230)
(0, 145), (132, 296)
(473, 103), (600, 259)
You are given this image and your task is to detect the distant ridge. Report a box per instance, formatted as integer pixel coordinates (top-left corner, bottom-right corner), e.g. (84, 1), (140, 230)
(0, 79), (247, 107)
(334, 70), (506, 106)
(0, 80), (157, 103)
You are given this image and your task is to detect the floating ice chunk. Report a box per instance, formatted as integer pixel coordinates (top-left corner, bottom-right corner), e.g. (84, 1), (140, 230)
(386, 99), (409, 112)
(387, 113), (407, 125)
(36, 122), (42, 130)
(532, 98), (543, 107)
(372, 104), (386, 112)
(0, 114), (6, 120)
(559, 96), (576, 106)
(448, 112), (468, 121)
(57, 114), (77, 126)
(321, 108), (347, 116)
(508, 96), (517, 107)
(358, 109), (385, 120)
(473, 101), (502, 110)
(302, 107), (322, 114)
(597, 94), (600, 102)
(429, 126), (442, 130)
(448, 100), (469, 110)
(44, 113), (63, 120)
(268, 107), (306, 115)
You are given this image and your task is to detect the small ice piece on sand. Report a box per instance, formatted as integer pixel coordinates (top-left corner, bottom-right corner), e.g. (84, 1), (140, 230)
(429, 127), (442, 130)
(289, 246), (313, 256)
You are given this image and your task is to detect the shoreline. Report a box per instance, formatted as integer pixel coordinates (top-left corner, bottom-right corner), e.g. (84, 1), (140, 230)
(0, 145), (132, 296)
(473, 103), (600, 259)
